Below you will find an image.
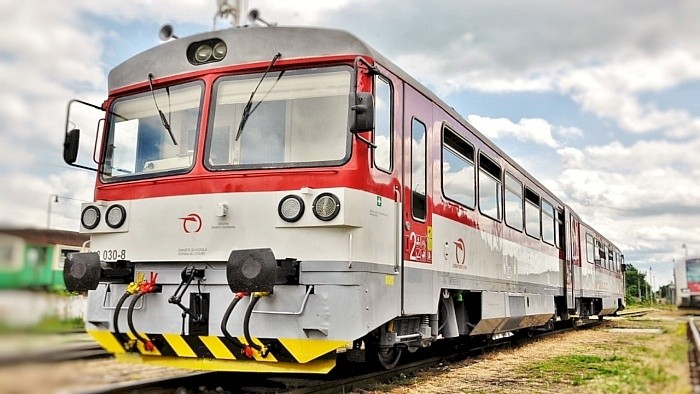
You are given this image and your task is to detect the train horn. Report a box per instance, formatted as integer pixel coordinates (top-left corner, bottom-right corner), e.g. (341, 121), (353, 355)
(158, 24), (178, 41)
(247, 9), (273, 27)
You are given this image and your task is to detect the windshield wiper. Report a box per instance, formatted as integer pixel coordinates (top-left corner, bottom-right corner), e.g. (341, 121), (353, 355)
(235, 52), (283, 141)
(147, 73), (178, 145)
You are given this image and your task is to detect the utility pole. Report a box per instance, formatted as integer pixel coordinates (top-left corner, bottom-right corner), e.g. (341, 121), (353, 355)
(648, 267), (652, 304)
(637, 275), (641, 299)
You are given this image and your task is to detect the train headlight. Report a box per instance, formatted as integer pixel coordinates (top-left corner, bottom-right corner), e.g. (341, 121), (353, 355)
(105, 204), (127, 229)
(312, 193), (340, 221)
(81, 205), (101, 230)
(187, 39), (226, 65)
(212, 42), (227, 60)
(194, 44), (213, 63)
(278, 195), (304, 222)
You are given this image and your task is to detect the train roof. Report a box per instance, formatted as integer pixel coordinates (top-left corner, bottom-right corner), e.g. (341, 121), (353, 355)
(0, 228), (88, 247)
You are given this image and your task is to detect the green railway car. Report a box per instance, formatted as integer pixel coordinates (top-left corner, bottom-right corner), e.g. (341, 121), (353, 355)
(0, 229), (88, 291)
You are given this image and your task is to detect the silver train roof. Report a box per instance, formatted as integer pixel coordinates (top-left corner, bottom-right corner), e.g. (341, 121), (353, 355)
(108, 26), (388, 91)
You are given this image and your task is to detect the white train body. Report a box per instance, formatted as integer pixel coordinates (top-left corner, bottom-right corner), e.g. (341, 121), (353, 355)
(62, 26), (624, 374)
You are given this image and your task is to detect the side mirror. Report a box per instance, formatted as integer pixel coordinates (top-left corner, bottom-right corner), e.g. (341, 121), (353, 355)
(351, 92), (374, 132)
(63, 128), (80, 164)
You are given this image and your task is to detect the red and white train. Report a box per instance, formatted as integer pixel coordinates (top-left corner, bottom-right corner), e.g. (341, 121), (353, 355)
(62, 19), (624, 373)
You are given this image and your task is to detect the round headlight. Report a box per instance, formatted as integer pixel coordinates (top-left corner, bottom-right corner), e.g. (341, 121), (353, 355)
(312, 193), (341, 221)
(194, 44), (213, 63)
(212, 42), (227, 60)
(278, 195), (304, 222)
(105, 204), (127, 229)
(81, 205), (101, 230)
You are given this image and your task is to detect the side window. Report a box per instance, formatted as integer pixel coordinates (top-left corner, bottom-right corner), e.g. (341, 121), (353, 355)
(442, 127), (475, 208)
(586, 234), (595, 264)
(478, 153), (502, 220)
(374, 76), (392, 172)
(556, 209), (565, 249)
(411, 118), (427, 220)
(595, 239), (603, 265)
(542, 199), (555, 245)
(525, 188), (540, 239)
(504, 173), (523, 230)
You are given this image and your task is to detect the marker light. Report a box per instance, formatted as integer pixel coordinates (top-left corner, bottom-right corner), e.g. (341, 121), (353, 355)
(312, 193), (340, 221)
(278, 195), (304, 222)
(106, 204), (127, 229)
(81, 205), (101, 230)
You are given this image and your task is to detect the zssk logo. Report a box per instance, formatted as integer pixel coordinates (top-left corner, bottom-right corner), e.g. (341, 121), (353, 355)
(179, 213), (202, 233)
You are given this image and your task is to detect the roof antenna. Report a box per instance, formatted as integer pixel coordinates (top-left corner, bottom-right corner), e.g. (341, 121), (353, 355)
(214, 0), (246, 29)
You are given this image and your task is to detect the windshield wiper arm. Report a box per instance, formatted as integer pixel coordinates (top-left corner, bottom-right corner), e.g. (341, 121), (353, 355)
(147, 73), (178, 145)
(235, 52), (283, 141)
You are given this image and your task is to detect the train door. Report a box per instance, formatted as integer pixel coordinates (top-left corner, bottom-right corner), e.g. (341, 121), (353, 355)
(401, 85), (434, 315)
(566, 211), (581, 307)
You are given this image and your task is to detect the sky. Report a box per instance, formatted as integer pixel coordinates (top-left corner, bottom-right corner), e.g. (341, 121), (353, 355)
(1, 0), (698, 288)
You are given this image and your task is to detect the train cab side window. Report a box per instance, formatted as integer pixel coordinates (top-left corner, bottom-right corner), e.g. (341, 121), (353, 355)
(541, 199), (555, 245)
(442, 127), (475, 209)
(586, 234), (595, 264)
(478, 153), (502, 220)
(525, 188), (540, 239)
(504, 172), (523, 231)
(374, 76), (393, 173)
(411, 118), (427, 220)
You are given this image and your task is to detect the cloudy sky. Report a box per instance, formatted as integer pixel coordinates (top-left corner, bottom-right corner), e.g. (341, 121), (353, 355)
(1, 0), (698, 287)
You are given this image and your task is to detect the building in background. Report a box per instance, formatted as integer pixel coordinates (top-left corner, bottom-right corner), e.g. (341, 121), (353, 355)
(0, 229), (88, 291)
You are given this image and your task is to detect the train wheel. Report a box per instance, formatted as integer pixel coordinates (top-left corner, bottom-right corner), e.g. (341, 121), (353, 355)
(376, 346), (402, 369)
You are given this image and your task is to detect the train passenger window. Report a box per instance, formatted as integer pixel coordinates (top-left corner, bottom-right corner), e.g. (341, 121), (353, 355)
(541, 199), (555, 245)
(608, 248), (614, 271)
(525, 188), (540, 238)
(374, 76), (392, 173)
(595, 239), (604, 266)
(478, 153), (502, 220)
(504, 173), (523, 230)
(442, 127), (475, 208)
(411, 118), (427, 220)
(586, 234), (595, 264)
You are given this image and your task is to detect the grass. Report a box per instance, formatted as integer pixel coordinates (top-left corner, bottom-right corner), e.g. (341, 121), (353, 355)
(522, 316), (689, 394)
(526, 353), (673, 391)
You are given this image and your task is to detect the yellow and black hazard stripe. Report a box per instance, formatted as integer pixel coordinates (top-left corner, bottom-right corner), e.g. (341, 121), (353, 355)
(89, 330), (348, 367)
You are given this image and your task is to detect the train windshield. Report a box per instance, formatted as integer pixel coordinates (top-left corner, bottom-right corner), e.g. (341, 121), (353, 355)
(102, 81), (204, 180)
(206, 67), (351, 169)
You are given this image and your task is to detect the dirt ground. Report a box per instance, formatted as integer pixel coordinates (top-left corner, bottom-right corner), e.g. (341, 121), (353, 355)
(362, 308), (693, 394)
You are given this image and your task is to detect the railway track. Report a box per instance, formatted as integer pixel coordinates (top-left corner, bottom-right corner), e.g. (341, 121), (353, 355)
(0, 336), (109, 366)
(614, 308), (654, 318)
(687, 317), (700, 393)
(0, 318), (605, 393)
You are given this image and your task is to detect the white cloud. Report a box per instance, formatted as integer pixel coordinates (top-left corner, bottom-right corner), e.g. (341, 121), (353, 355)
(467, 115), (561, 148)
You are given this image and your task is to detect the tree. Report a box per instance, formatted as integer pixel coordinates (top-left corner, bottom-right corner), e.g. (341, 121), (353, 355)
(624, 264), (651, 304)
